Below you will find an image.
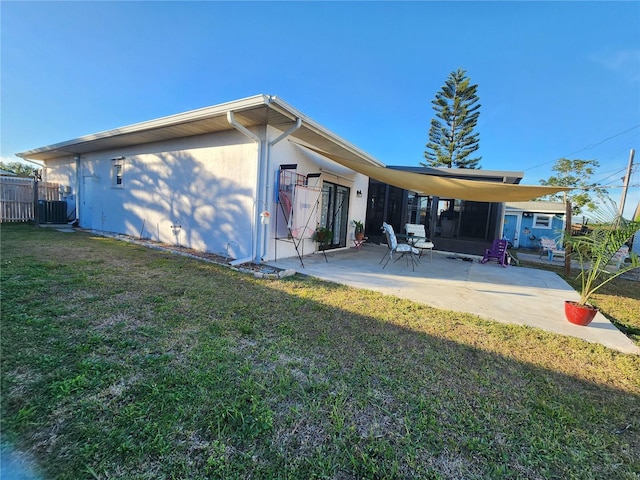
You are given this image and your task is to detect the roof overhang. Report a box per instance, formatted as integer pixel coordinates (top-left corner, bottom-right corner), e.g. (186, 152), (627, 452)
(16, 94), (385, 168)
(505, 201), (567, 214)
(16, 94), (571, 203)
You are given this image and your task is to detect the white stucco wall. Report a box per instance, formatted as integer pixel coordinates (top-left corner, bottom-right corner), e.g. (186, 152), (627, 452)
(42, 125), (370, 263)
(264, 135), (369, 263)
(44, 129), (260, 259)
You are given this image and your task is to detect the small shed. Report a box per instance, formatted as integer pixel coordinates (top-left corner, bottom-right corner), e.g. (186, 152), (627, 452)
(502, 201), (566, 249)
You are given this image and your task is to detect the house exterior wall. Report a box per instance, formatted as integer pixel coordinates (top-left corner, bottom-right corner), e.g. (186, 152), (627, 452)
(265, 135), (369, 262)
(42, 125), (370, 263)
(44, 129), (260, 259)
(44, 157), (78, 217)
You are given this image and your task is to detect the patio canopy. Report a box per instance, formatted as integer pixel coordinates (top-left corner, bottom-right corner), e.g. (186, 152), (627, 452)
(303, 145), (570, 203)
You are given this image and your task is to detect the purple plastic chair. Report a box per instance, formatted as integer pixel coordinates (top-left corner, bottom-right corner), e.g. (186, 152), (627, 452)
(481, 239), (509, 267)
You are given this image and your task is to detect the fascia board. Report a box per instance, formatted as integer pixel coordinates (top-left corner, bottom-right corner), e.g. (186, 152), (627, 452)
(16, 93), (385, 170)
(505, 202), (566, 214)
(17, 94), (272, 159)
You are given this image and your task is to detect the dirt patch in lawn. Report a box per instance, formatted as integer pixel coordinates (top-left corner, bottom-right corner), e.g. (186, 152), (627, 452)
(83, 229), (288, 277)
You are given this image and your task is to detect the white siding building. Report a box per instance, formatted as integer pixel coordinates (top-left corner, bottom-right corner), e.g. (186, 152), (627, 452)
(17, 95), (379, 264)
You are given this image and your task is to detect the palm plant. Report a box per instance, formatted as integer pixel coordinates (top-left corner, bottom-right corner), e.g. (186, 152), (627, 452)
(564, 200), (639, 306)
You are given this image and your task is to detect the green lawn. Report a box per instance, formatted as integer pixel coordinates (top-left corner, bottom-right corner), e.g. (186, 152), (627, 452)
(2, 224), (639, 479)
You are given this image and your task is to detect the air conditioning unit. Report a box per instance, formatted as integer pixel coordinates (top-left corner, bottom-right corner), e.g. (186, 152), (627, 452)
(38, 200), (67, 224)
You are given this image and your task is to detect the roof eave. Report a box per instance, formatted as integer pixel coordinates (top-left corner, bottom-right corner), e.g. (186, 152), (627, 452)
(16, 94), (385, 168)
(16, 94), (272, 161)
(267, 96), (385, 167)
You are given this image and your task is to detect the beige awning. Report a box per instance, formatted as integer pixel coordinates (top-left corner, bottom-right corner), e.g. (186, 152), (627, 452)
(304, 146), (570, 203)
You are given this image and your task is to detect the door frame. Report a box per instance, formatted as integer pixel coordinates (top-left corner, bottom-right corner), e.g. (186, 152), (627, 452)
(320, 181), (350, 249)
(503, 212), (523, 248)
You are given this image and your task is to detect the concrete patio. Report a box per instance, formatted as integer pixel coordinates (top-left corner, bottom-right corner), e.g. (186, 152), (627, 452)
(267, 244), (639, 354)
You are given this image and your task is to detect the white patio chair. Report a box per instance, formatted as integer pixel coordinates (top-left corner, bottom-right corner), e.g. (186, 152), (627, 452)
(380, 222), (420, 271)
(404, 223), (434, 262)
(539, 237), (565, 262)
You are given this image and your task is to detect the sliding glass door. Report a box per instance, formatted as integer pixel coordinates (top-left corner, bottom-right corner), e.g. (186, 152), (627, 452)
(320, 181), (350, 249)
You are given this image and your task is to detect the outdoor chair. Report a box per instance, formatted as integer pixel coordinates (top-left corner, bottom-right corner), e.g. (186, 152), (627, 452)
(404, 223), (434, 261)
(539, 237), (565, 262)
(481, 239), (509, 267)
(380, 222), (420, 271)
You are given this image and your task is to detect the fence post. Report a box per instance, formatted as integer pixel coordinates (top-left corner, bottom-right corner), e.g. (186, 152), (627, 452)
(33, 172), (40, 225)
(564, 198), (572, 277)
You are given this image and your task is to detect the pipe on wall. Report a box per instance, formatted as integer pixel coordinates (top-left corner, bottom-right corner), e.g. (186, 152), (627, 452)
(73, 156), (81, 224)
(227, 111), (262, 265)
(227, 111), (302, 265)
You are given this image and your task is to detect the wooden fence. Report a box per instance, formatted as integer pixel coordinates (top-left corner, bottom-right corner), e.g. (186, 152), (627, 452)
(0, 176), (60, 222)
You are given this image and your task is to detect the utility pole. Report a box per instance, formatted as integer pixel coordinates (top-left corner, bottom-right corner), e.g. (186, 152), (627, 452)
(618, 149), (635, 219)
(564, 193), (572, 277)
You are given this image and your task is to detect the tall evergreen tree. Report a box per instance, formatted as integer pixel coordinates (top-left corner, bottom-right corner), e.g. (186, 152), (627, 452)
(423, 68), (481, 169)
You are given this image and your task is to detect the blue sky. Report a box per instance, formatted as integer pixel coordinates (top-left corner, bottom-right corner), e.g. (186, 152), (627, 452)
(2, 1), (639, 217)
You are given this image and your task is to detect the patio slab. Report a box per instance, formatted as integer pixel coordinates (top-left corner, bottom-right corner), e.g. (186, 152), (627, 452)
(267, 245), (639, 355)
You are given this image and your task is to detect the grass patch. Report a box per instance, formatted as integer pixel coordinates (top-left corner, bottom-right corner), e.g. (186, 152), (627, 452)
(2, 224), (639, 479)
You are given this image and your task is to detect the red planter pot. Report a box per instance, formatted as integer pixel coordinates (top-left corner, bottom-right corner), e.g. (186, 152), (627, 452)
(564, 301), (598, 326)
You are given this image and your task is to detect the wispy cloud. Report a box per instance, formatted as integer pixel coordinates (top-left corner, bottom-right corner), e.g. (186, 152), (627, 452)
(591, 49), (640, 81)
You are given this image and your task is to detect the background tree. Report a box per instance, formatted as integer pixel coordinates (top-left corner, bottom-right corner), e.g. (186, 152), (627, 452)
(423, 68), (481, 169)
(539, 158), (607, 214)
(0, 160), (38, 176)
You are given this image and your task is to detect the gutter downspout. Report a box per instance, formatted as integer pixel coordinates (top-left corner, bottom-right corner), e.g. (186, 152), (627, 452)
(20, 155), (79, 225)
(270, 118), (302, 146)
(18, 157), (44, 168)
(73, 156), (81, 224)
(227, 110), (302, 265)
(226, 111), (262, 266)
